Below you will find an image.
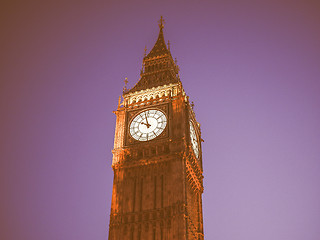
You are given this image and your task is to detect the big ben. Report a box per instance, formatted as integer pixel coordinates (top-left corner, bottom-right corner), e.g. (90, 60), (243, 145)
(109, 17), (204, 240)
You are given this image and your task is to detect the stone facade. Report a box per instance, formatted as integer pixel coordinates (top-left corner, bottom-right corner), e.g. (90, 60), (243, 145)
(109, 17), (204, 240)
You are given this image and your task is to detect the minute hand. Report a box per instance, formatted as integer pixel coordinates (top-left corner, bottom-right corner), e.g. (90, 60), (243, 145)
(144, 112), (150, 128)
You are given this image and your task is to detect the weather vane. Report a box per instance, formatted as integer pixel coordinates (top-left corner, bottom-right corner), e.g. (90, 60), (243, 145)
(158, 16), (165, 29)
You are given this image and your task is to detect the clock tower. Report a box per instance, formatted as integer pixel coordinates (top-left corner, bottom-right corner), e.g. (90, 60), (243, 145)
(109, 17), (204, 240)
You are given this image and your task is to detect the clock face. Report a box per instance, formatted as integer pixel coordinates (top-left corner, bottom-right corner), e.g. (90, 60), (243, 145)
(129, 109), (167, 141)
(189, 120), (199, 158)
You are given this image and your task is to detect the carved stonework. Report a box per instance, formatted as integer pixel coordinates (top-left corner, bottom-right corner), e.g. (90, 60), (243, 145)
(124, 82), (184, 106)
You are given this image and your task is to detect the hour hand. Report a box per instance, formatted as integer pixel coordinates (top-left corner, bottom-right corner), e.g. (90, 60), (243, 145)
(140, 121), (151, 128)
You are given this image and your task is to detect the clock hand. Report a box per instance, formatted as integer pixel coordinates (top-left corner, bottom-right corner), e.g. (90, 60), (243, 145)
(144, 112), (150, 128)
(140, 121), (151, 128)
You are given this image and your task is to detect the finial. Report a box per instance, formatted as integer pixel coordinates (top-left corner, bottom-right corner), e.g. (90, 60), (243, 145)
(144, 45), (147, 57)
(167, 40), (170, 50)
(174, 58), (180, 73)
(118, 96), (121, 108)
(191, 101), (195, 109)
(158, 16), (165, 29)
(123, 77), (128, 92)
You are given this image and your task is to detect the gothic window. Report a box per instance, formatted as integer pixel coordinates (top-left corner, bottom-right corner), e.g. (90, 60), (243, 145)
(164, 145), (169, 153)
(151, 147), (156, 155)
(144, 149), (149, 157)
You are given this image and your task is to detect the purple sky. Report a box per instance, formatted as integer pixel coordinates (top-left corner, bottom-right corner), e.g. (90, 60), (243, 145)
(1, 1), (320, 239)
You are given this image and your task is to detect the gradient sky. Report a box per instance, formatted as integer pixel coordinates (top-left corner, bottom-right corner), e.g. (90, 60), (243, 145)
(1, 1), (320, 239)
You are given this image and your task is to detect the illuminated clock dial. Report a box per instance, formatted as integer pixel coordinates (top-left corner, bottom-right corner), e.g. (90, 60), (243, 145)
(130, 109), (167, 141)
(189, 120), (199, 158)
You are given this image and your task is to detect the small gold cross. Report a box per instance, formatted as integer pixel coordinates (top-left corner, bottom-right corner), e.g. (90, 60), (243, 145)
(158, 16), (165, 29)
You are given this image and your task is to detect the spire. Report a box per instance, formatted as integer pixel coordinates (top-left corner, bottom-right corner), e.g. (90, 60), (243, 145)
(123, 77), (128, 93)
(144, 16), (170, 59)
(143, 46), (147, 57)
(125, 17), (180, 94)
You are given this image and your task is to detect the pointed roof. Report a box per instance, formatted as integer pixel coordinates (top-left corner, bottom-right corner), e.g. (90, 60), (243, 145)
(125, 17), (180, 94)
(144, 26), (170, 59)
